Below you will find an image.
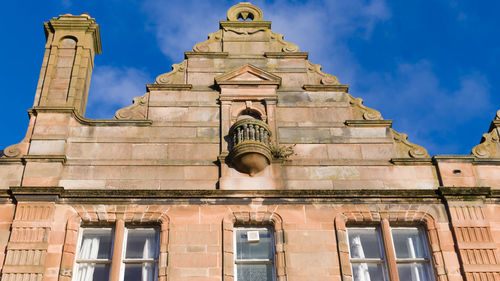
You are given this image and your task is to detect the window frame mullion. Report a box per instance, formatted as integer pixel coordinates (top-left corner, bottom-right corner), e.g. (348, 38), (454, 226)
(381, 219), (400, 281)
(110, 219), (126, 281)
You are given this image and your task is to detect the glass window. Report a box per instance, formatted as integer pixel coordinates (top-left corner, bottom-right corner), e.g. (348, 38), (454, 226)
(74, 228), (114, 281)
(392, 227), (433, 281)
(122, 228), (159, 281)
(235, 227), (275, 281)
(74, 226), (159, 281)
(347, 227), (389, 281)
(347, 226), (434, 281)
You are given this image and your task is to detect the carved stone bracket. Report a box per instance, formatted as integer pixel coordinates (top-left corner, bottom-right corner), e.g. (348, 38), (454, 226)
(306, 61), (339, 85)
(269, 30), (299, 52)
(392, 129), (430, 158)
(347, 94), (383, 120)
(193, 30), (222, 52)
(114, 93), (149, 120)
(155, 60), (187, 84)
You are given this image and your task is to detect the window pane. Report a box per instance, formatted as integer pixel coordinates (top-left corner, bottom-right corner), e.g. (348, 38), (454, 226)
(397, 263), (431, 281)
(126, 228), (159, 259)
(392, 228), (426, 259)
(74, 263), (110, 281)
(237, 264), (273, 281)
(78, 228), (113, 260)
(347, 228), (383, 259)
(352, 263), (387, 281)
(123, 263), (157, 281)
(236, 228), (273, 260)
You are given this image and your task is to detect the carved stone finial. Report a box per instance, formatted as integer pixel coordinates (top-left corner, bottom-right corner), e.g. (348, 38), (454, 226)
(472, 129), (500, 158)
(392, 129), (430, 158)
(114, 93), (149, 120)
(347, 94), (383, 120)
(227, 2), (264, 21)
(496, 109), (500, 120)
(155, 61), (187, 84)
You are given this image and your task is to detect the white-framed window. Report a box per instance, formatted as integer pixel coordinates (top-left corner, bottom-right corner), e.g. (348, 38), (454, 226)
(347, 226), (434, 281)
(234, 226), (276, 281)
(347, 227), (389, 281)
(391, 227), (434, 281)
(73, 226), (159, 281)
(74, 228), (114, 281)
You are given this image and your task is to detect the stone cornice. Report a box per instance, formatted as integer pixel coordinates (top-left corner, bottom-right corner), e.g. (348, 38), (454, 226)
(219, 21), (271, 29)
(438, 186), (492, 200)
(264, 52), (309, 59)
(303, 85), (349, 92)
(146, 84), (193, 91)
(22, 155), (66, 164)
(31, 107), (152, 126)
(390, 158), (433, 165)
(345, 120), (393, 128)
(184, 52), (228, 58)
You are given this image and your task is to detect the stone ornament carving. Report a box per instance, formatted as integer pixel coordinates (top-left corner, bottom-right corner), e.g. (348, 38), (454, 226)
(223, 27), (267, 35)
(193, 30), (222, 52)
(347, 94), (383, 120)
(226, 2), (264, 21)
(471, 110), (500, 158)
(1, 142), (29, 158)
(269, 30), (300, 52)
(306, 61), (340, 85)
(155, 60), (187, 84)
(114, 93), (149, 120)
(472, 129), (499, 158)
(392, 129), (430, 158)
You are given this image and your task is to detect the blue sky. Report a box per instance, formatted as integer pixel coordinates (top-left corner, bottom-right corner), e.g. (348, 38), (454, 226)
(1, 0), (499, 156)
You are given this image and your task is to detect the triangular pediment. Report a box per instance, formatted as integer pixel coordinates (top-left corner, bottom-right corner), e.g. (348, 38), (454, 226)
(215, 64), (281, 86)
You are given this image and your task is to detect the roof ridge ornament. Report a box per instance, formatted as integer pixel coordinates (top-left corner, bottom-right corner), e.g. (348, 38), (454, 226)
(227, 2), (264, 21)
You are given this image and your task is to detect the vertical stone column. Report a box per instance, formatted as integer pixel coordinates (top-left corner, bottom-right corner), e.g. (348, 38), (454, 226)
(1, 202), (55, 281)
(441, 188), (500, 281)
(34, 13), (101, 116)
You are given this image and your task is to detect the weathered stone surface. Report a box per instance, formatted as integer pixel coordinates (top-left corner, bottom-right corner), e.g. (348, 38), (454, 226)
(1, 3), (499, 281)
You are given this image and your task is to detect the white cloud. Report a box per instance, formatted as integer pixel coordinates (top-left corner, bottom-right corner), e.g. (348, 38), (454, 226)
(86, 66), (152, 119)
(357, 61), (492, 154)
(141, 0), (391, 84)
(139, 0), (493, 155)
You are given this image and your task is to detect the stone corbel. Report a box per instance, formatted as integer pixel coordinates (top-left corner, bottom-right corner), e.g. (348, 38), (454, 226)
(306, 61), (339, 85)
(155, 60), (187, 84)
(348, 94), (383, 120)
(114, 93), (149, 120)
(392, 129), (430, 158)
(193, 30), (222, 52)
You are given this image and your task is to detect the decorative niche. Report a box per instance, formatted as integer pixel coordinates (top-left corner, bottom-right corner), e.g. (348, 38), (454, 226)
(216, 64), (281, 176)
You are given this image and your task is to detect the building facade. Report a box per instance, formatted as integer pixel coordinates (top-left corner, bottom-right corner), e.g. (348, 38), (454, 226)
(0, 2), (499, 281)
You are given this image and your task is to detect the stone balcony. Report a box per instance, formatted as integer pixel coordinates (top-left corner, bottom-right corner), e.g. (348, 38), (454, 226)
(227, 118), (272, 176)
